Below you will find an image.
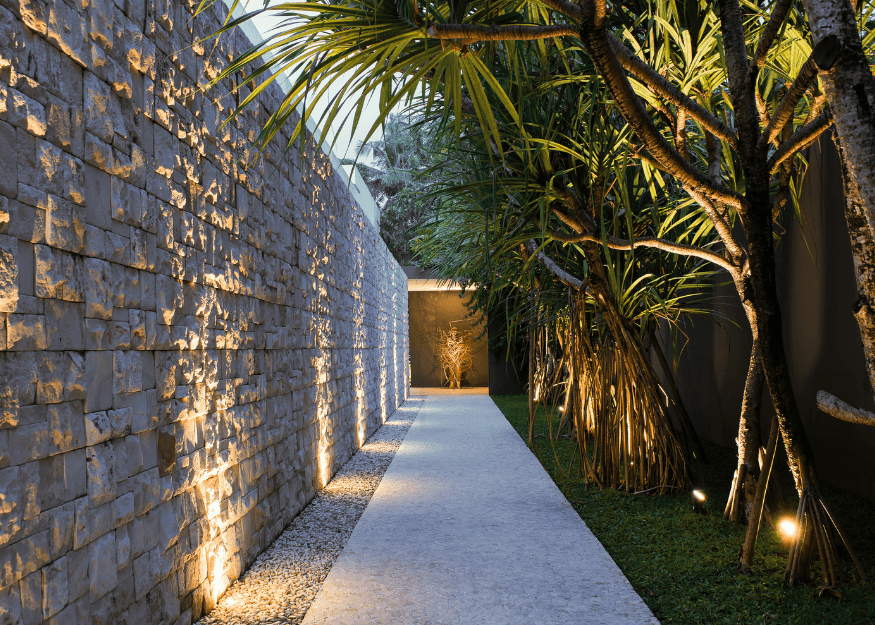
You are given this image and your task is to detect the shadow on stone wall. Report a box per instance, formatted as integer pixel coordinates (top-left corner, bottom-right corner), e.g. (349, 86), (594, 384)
(0, 0), (410, 621)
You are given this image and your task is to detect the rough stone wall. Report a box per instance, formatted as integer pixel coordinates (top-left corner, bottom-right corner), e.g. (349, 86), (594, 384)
(0, 0), (410, 621)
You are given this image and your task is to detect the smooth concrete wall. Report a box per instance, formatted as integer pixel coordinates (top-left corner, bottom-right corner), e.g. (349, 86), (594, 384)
(0, 0), (409, 622)
(674, 136), (875, 499)
(409, 291), (489, 388)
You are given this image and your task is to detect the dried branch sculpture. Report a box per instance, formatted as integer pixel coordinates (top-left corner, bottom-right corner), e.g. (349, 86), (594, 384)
(437, 327), (473, 389)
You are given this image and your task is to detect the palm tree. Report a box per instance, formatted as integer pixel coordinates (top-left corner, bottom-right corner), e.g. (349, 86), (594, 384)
(342, 114), (449, 262)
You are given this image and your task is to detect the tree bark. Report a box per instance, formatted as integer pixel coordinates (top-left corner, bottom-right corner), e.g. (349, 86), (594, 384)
(800, 0), (875, 234)
(740, 415), (779, 570)
(725, 343), (766, 524)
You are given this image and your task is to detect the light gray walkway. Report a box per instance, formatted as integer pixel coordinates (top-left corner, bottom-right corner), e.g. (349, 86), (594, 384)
(302, 395), (659, 625)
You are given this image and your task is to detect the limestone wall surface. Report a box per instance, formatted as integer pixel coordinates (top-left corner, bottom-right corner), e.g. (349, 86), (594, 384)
(0, 0), (410, 621)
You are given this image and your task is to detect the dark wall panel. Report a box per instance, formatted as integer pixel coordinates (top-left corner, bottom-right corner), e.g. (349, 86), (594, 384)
(674, 136), (875, 499)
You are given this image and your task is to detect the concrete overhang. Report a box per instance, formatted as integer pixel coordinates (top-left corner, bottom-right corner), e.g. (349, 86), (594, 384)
(403, 266), (464, 291)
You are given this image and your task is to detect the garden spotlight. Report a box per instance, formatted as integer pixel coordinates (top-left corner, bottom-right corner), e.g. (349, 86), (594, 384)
(779, 518), (798, 539)
(691, 489), (707, 515)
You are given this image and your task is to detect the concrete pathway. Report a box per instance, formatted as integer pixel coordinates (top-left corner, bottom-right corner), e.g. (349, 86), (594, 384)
(302, 395), (659, 625)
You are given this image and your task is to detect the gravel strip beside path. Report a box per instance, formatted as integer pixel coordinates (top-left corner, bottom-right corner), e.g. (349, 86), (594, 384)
(198, 397), (424, 625)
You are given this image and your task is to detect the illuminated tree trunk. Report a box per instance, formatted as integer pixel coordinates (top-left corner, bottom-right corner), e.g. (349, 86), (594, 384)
(801, 0), (875, 235)
(724, 343), (765, 524)
(528, 325), (535, 444)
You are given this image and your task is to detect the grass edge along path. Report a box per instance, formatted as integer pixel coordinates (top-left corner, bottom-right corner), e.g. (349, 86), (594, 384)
(491, 394), (875, 625)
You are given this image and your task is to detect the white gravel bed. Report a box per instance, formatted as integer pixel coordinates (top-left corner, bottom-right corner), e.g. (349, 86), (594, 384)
(197, 397), (424, 625)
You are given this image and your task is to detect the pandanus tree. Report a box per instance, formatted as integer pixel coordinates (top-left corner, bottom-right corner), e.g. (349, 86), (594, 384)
(409, 74), (721, 493)
(202, 0), (874, 585)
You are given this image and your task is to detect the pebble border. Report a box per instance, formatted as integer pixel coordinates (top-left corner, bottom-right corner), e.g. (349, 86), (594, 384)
(196, 397), (424, 625)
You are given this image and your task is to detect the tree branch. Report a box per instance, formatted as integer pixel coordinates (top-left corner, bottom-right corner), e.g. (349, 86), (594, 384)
(427, 23), (578, 42)
(584, 28), (746, 210)
(752, 0), (794, 70)
(816, 390), (875, 427)
(718, 0), (760, 166)
(760, 56), (819, 147)
(550, 205), (585, 234)
(684, 185), (746, 263)
(609, 33), (739, 149)
(545, 230), (738, 273)
(769, 111), (834, 173)
(526, 239), (584, 290)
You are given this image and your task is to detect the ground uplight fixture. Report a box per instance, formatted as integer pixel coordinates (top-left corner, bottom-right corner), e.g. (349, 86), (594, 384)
(779, 518), (798, 539)
(691, 489), (707, 515)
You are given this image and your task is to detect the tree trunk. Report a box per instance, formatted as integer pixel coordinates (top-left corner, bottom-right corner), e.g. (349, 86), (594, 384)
(528, 326), (535, 444)
(725, 343), (766, 524)
(740, 415), (779, 571)
(801, 0), (875, 235)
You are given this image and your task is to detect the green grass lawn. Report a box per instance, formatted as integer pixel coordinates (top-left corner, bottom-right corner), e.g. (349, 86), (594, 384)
(491, 394), (875, 625)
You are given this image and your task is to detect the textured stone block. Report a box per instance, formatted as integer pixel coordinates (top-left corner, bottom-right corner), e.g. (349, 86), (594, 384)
(36, 351), (65, 404)
(7, 88), (47, 137)
(66, 545), (89, 602)
(35, 245), (83, 302)
(48, 400), (86, 454)
(47, 0), (89, 66)
(153, 125), (176, 178)
(89, 0), (114, 49)
(89, 531), (116, 599)
(0, 530), (50, 589)
(0, 235), (18, 313)
(111, 178), (144, 226)
(84, 411), (111, 445)
(42, 556), (68, 618)
(113, 492), (134, 528)
(5, 199), (46, 245)
(116, 525), (130, 569)
(84, 72), (122, 144)
(20, 461), (40, 520)
(0, 122), (17, 199)
(47, 500), (75, 559)
(85, 318), (108, 350)
(107, 320), (131, 350)
(84, 130), (114, 172)
(108, 407), (132, 439)
(86, 442), (115, 507)
(44, 300), (86, 350)
(45, 93), (84, 157)
(0, 466), (21, 548)
(84, 257), (113, 319)
(19, 567), (42, 625)
(0, 580), (22, 625)
(84, 351), (113, 412)
(46, 195), (86, 253)
(113, 351), (142, 395)
(7, 314), (46, 350)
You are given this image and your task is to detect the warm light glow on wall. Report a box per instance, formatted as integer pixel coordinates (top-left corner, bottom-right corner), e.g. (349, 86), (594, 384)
(318, 446), (330, 489)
